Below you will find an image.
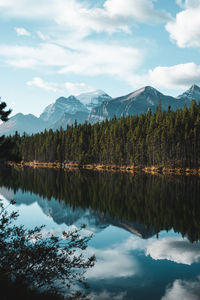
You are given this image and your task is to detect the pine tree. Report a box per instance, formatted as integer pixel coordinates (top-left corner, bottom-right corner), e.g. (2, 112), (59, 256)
(0, 100), (11, 121)
(0, 100), (12, 161)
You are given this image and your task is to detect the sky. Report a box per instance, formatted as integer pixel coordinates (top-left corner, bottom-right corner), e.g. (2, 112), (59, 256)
(1, 0), (200, 117)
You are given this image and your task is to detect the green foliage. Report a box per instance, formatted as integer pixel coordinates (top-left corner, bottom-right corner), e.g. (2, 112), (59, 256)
(9, 100), (200, 168)
(0, 199), (95, 299)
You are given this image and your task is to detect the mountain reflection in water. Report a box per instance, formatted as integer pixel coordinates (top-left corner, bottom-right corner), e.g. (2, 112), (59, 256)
(1, 166), (200, 300)
(1, 166), (200, 242)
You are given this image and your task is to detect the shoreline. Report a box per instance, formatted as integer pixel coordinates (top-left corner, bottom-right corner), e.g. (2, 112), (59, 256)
(7, 161), (200, 175)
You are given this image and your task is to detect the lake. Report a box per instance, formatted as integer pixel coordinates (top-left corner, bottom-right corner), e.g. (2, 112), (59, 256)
(1, 165), (200, 299)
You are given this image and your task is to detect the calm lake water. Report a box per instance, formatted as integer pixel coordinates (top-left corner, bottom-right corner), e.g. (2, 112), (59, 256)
(1, 165), (200, 299)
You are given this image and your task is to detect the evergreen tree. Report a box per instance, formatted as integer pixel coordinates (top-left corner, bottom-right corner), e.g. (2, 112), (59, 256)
(0, 101), (13, 161)
(0, 100), (11, 121)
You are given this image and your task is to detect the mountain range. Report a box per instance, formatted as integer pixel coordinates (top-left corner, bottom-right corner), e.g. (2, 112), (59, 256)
(1, 85), (200, 136)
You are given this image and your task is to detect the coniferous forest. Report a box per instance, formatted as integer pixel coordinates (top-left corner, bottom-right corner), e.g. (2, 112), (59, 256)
(5, 100), (200, 168)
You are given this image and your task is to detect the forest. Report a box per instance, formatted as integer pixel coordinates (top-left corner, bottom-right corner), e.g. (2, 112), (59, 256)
(4, 100), (200, 168)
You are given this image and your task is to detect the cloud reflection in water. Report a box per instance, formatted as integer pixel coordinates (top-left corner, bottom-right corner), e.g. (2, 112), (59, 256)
(162, 276), (200, 300)
(146, 237), (200, 265)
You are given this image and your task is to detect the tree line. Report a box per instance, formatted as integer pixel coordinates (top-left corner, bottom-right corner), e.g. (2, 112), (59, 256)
(5, 100), (200, 168)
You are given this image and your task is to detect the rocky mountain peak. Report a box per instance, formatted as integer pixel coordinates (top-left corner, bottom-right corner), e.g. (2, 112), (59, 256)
(178, 84), (200, 101)
(190, 84), (200, 91)
(39, 95), (89, 124)
(125, 86), (161, 101)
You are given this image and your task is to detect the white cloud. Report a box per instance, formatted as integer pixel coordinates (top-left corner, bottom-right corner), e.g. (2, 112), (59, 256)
(54, 0), (172, 39)
(0, 0), (158, 89)
(0, 0), (56, 19)
(64, 82), (95, 95)
(37, 31), (49, 41)
(149, 62), (200, 89)
(161, 277), (200, 300)
(146, 237), (200, 265)
(0, 43), (74, 69)
(104, 0), (172, 23)
(14, 27), (30, 36)
(0, 0), (171, 37)
(166, 1), (200, 48)
(26, 77), (95, 95)
(0, 0), (174, 92)
(0, 41), (144, 85)
(53, 0), (172, 38)
(59, 42), (143, 79)
(26, 77), (63, 92)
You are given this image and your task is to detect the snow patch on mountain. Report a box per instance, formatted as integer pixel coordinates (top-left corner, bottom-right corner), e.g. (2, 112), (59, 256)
(178, 84), (200, 101)
(77, 90), (112, 111)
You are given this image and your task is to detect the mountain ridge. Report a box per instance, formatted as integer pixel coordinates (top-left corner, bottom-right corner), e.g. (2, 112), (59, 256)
(88, 85), (200, 123)
(1, 85), (200, 135)
(0, 113), (48, 136)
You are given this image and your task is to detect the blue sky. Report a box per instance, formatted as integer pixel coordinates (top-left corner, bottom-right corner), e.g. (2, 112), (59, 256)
(1, 0), (200, 116)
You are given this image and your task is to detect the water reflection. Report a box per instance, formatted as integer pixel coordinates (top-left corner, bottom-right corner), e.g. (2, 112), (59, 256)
(1, 166), (200, 299)
(146, 237), (200, 265)
(161, 277), (200, 300)
(1, 166), (200, 242)
(0, 185), (154, 237)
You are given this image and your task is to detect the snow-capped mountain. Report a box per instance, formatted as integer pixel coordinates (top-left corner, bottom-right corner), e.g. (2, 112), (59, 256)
(76, 90), (112, 111)
(177, 84), (200, 103)
(88, 86), (180, 123)
(39, 96), (89, 125)
(0, 113), (47, 136)
(39, 91), (111, 130)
